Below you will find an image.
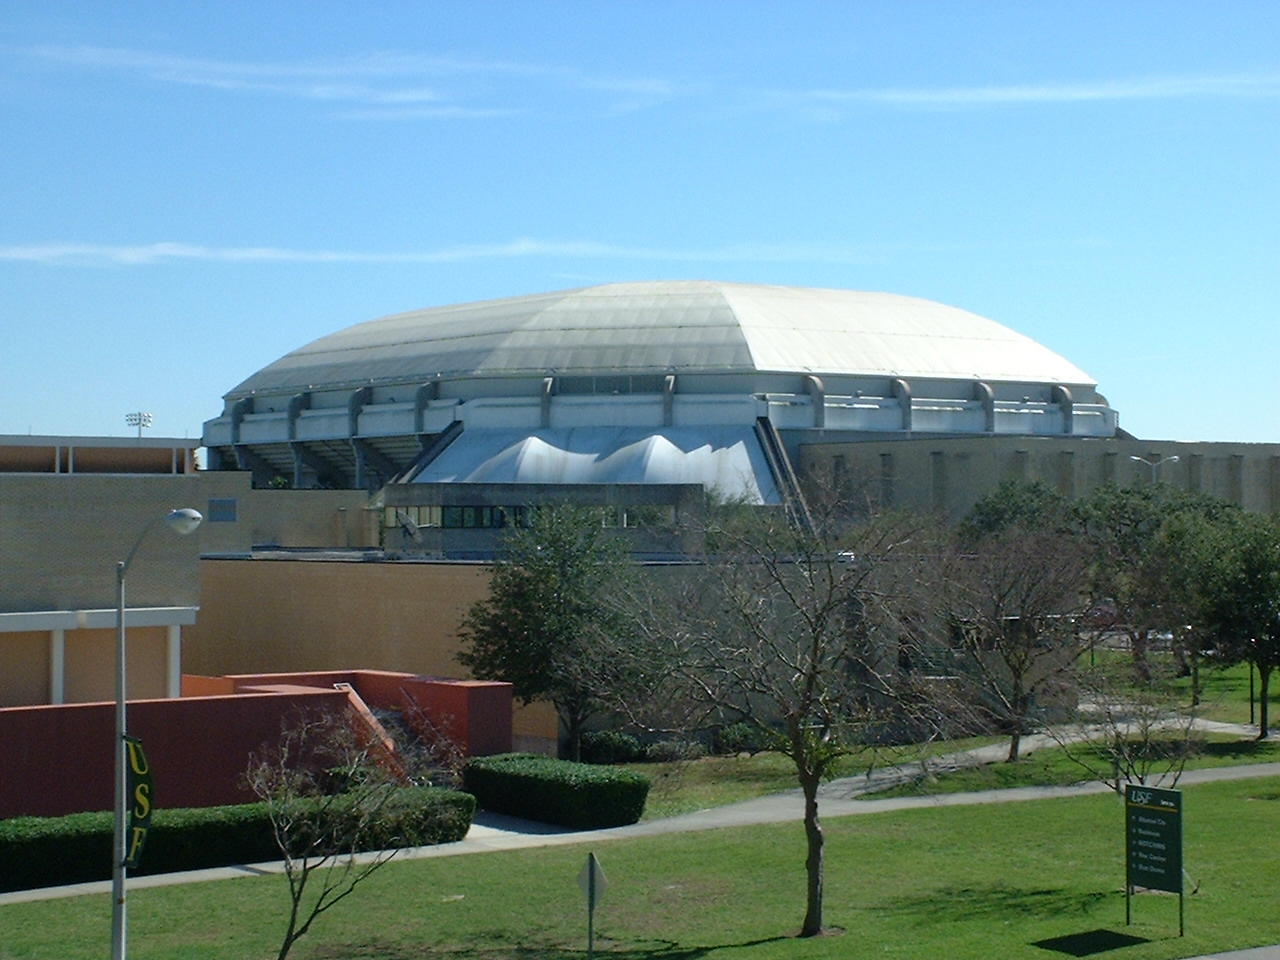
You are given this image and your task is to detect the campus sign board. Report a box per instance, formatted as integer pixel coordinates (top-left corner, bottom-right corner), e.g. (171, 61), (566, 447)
(1125, 784), (1181, 893)
(1124, 783), (1183, 935)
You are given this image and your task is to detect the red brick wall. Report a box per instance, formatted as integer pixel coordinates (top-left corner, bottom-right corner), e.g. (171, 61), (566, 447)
(0, 672), (512, 819)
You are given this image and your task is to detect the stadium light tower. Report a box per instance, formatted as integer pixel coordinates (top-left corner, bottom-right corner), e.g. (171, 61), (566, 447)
(112, 508), (203, 960)
(125, 412), (153, 438)
(1129, 453), (1179, 482)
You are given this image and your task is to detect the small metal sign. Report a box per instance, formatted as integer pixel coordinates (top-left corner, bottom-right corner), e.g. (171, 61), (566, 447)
(1125, 784), (1183, 935)
(578, 853), (607, 960)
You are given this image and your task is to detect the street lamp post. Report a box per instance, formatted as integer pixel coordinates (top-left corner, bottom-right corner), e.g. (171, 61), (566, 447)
(112, 508), (202, 960)
(1129, 454), (1179, 483)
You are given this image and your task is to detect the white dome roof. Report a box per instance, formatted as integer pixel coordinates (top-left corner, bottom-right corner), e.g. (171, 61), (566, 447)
(225, 280), (1095, 398)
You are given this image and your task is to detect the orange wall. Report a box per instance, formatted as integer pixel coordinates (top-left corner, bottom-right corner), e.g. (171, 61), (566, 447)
(62, 626), (169, 703)
(0, 626), (173, 709)
(185, 559), (561, 751)
(186, 559), (491, 677)
(0, 633), (48, 705)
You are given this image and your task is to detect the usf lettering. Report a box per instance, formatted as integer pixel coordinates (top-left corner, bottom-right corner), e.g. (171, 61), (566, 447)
(123, 736), (153, 869)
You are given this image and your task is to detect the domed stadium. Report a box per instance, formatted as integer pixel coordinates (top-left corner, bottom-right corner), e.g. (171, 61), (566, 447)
(202, 281), (1116, 503)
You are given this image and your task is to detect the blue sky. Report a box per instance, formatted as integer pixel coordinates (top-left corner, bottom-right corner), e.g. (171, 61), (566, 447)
(2, 1), (1276, 444)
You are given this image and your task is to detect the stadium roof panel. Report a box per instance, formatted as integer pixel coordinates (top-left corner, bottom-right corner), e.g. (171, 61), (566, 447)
(224, 281), (1095, 398)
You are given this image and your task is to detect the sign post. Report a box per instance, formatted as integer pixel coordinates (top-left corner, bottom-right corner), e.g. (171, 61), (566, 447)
(1124, 784), (1183, 936)
(577, 852), (607, 960)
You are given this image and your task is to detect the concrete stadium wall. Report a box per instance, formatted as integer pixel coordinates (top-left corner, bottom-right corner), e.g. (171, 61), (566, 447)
(799, 436), (1280, 521)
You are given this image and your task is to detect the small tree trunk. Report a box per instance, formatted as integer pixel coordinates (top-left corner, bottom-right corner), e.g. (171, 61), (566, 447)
(1258, 665), (1272, 740)
(799, 774), (824, 938)
(1190, 648), (1201, 707)
(563, 710), (584, 762)
(1131, 629), (1150, 683)
(1006, 687), (1027, 763)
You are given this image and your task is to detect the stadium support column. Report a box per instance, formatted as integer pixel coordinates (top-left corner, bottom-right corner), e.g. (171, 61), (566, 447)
(805, 376), (825, 429)
(974, 381), (995, 433)
(1052, 385), (1074, 435)
(541, 377), (554, 429)
(892, 379), (913, 432)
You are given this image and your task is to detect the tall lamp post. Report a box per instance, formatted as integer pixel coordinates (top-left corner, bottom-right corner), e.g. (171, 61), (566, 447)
(112, 507), (203, 960)
(1129, 454), (1179, 483)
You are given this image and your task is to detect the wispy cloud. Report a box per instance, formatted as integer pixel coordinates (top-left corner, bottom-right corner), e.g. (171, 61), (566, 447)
(777, 73), (1280, 112)
(0, 239), (878, 267)
(21, 44), (684, 118)
(0, 237), (1102, 268)
(23, 43), (1276, 122)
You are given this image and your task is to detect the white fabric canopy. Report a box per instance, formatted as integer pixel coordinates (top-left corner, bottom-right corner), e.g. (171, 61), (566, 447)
(413, 426), (780, 503)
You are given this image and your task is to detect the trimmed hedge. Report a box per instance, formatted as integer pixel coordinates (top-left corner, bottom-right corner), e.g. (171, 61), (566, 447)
(463, 753), (649, 830)
(0, 786), (475, 893)
(580, 730), (648, 764)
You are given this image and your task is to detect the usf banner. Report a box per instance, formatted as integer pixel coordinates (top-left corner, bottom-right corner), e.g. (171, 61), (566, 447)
(123, 736), (153, 869)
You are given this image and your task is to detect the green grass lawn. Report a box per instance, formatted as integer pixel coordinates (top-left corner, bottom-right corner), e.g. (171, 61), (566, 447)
(1176, 659), (1278, 726)
(4, 775), (1279, 960)
(864, 735), (1280, 799)
(634, 737), (1001, 818)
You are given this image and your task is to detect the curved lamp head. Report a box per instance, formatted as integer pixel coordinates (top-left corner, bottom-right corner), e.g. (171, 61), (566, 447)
(165, 508), (203, 536)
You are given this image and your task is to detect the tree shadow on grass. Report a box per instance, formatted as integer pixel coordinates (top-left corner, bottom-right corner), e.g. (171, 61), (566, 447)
(1198, 740), (1277, 761)
(312, 934), (793, 959)
(867, 884), (1110, 924)
(1032, 929), (1150, 956)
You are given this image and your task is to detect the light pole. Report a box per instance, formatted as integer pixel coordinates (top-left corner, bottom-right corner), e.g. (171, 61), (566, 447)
(124, 412), (153, 438)
(112, 507), (202, 960)
(1129, 454), (1179, 483)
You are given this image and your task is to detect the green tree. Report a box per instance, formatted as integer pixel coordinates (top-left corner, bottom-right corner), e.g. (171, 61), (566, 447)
(1180, 511), (1280, 738)
(457, 505), (636, 760)
(958, 477), (1074, 539)
(1073, 483), (1235, 682)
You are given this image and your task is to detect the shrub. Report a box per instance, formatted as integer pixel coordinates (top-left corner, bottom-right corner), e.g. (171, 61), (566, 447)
(646, 739), (707, 762)
(0, 787), (475, 893)
(715, 722), (773, 756)
(463, 753), (648, 829)
(580, 730), (648, 764)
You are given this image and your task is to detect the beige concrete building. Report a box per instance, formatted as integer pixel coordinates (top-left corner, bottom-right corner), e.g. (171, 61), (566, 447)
(0, 434), (553, 746)
(0, 436), (212, 708)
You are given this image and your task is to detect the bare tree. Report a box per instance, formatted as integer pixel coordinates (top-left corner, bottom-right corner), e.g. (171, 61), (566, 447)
(939, 526), (1092, 762)
(245, 708), (467, 960)
(1055, 653), (1200, 793)
(629, 501), (941, 938)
